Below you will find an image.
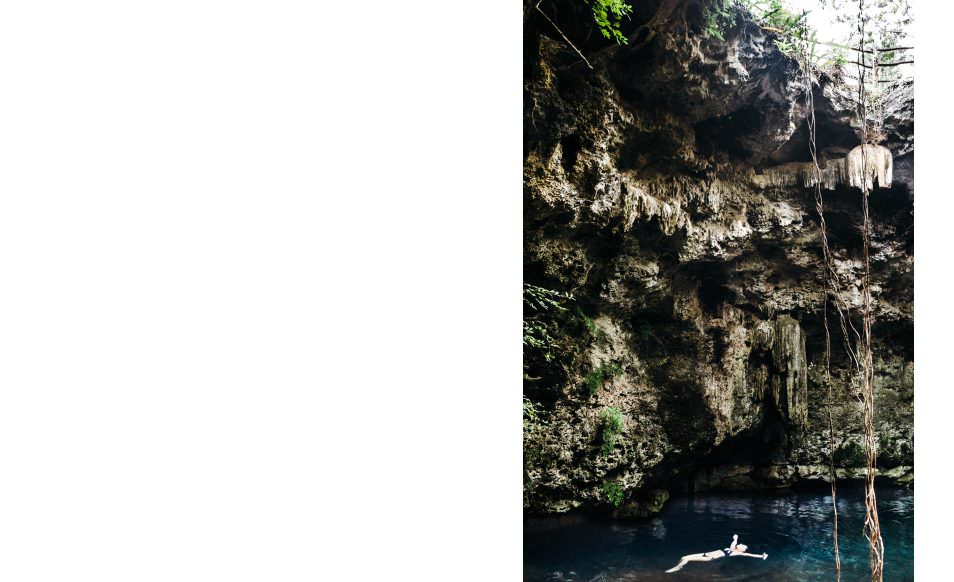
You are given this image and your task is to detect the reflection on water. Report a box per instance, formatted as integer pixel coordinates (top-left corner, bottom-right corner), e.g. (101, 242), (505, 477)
(524, 486), (913, 581)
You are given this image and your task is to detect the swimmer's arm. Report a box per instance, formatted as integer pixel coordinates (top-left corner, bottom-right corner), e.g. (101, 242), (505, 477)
(735, 551), (768, 559)
(729, 534), (738, 550)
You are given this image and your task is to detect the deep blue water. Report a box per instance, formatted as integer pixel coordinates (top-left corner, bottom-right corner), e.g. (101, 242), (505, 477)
(524, 486), (913, 581)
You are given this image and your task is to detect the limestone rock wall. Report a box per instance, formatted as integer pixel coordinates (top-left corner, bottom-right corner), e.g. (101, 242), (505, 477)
(523, 0), (914, 513)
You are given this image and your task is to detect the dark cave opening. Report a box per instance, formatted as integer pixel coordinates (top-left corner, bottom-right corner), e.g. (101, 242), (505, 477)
(698, 274), (737, 315)
(676, 261), (737, 316)
(694, 105), (764, 161)
(560, 133), (581, 175)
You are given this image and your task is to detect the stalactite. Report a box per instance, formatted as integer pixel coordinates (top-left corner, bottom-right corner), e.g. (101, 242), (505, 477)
(753, 145), (893, 191)
(623, 185), (689, 235)
(845, 144), (893, 190)
(770, 315), (809, 428)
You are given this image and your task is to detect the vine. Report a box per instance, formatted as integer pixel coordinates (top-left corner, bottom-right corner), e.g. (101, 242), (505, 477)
(854, 3), (885, 579)
(797, 0), (904, 577)
(802, 44), (842, 581)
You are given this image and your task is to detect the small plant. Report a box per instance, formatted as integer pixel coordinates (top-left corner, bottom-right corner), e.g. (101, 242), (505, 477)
(577, 307), (609, 343)
(592, 0), (633, 45)
(576, 306), (597, 334)
(585, 369), (604, 396)
(599, 406), (624, 455)
(585, 361), (624, 396)
(603, 480), (625, 507)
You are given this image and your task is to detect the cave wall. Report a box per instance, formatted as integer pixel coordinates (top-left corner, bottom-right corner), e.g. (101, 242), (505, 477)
(523, 1), (913, 513)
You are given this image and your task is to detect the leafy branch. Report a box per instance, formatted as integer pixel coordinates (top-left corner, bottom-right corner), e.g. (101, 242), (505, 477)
(523, 283), (574, 363)
(592, 0), (633, 45)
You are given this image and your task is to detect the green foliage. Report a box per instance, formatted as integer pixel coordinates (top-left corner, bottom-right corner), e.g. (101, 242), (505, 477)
(742, 0), (814, 57)
(743, 0), (848, 66)
(832, 440), (867, 467)
(523, 320), (555, 355)
(524, 283), (573, 313)
(524, 283), (574, 364)
(600, 406), (623, 431)
(524, 396), (544, 423)
(824, 49), (848, 68)
(576, 306), (597, 334)
(705, 1), (733, 41)
(748, 0), (809, 31)
(599, 406), (624, 456)
(592, 0), (633, 45)
(585, 369), (603, 396)
(576, 306), (609, 343)
(876, 433), (910, 468)
(602, 480), (624, 507)
(585, 361), (624, 396)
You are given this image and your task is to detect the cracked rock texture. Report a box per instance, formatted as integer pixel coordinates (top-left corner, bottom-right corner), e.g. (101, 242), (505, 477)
(523, 0), (913, 513)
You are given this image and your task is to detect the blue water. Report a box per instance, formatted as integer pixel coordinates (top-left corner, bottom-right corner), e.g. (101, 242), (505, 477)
(524, 487), (913, 581)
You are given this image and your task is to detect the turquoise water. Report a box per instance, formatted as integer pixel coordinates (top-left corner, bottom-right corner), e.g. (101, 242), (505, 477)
(524, 486), (913, 581)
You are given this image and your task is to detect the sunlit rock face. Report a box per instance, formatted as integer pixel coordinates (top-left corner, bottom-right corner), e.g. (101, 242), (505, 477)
(523, 0), (913, 513)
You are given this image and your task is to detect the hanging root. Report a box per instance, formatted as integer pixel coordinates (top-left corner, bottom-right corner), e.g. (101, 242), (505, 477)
(804, 0), (892, 570)
(855, 1), (884, 579)
(803, 49), (841, 581)
(534, 1), (593, 70)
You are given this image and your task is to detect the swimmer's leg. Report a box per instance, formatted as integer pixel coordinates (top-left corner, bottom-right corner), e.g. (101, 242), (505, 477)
(665, 559), (688, 573)
(666, 555), (711, 573)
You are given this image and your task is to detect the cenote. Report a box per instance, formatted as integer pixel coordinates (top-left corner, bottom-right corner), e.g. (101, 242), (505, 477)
(524, 486), (913, 581)
(521, 0), (916, 579)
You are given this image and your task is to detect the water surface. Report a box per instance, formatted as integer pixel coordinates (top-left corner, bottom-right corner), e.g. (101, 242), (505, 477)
(524, 486), (913, 581)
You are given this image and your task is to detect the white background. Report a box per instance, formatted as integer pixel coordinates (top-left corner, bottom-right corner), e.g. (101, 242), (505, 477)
(0, 0), (942, 579)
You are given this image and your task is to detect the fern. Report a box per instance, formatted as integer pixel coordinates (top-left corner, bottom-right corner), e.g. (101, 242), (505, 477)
(523, 283), (574, 363)
(524, 283), (573, 312)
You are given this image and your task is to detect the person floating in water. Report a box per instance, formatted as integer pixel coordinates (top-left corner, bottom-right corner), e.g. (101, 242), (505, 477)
(665, 534), (768, 573)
